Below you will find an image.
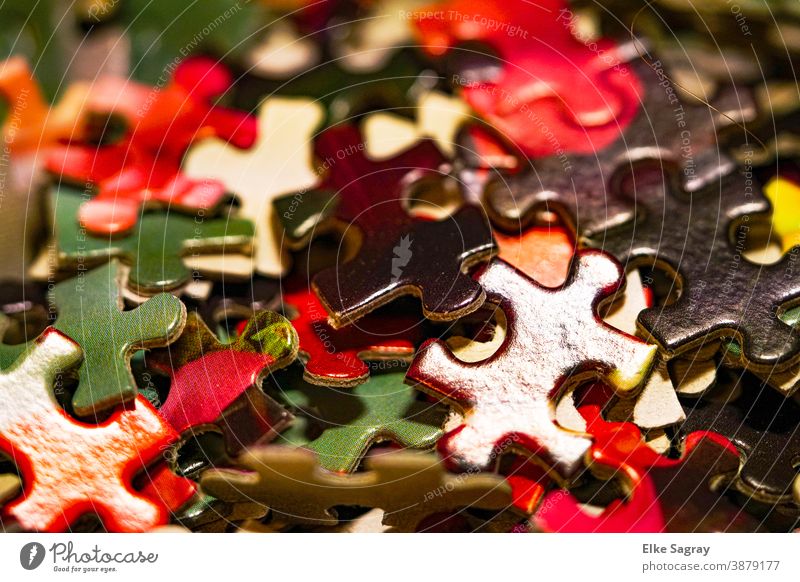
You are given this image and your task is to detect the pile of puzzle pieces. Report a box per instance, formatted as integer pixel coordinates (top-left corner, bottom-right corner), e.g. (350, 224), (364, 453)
(0, 0), (798, 533)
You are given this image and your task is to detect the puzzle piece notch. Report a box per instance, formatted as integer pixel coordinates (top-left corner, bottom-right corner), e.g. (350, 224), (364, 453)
(0, 328), (191, 532)
(53, 185), (254, 293)
(148, 309), (298, 453)
(200, 447), (512, 530)
(282, 285), (420, 387)
(407, 254), (657, 479)
(268, 363), (446, 472)
(277, 124), (496, 327)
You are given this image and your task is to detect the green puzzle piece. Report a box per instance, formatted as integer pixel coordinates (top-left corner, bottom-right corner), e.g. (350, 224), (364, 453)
(52, 185), (254, 292)
(266, 363), (447, 473)
(0, 260), (185, 416)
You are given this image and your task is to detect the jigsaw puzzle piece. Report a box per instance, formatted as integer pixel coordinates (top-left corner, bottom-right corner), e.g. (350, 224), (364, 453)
(679, 371), (800, 504)
(0, 261), (185, 416)
(408, 254), (656, 479)
(52, 185), (254, 293)
(0, 328), (191, 532)
(148, 310), (297, 453)
(200, 448), (512, 530)
(184, 97), (324, 276)
(277, 124), (495, 327)
(267, 362), (446, 472)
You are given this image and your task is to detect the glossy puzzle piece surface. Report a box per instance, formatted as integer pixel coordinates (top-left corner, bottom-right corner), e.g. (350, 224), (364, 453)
(407, 255), (657, 478)
(586, 168), (799, 371)
(52, 185), (254, 292)
(679, 373), (800, 503)
(184, 97), (324, 276)
(46, 56), (257, 236)
(175, 493), (268, 533)
(0, 260), (185, 416)
(282, 285), (420, 387)
(414, 0), (642, 157)
(494, 226), (574, 288)
(148, 310), (297, 452)
(277, 124), (496, 327)
(0, 328), (190, 532)
(200, 448), (512, 530)
(535, 405), (763, 532)
(484, 54), (756, 234)
(268, 363), (446, 472)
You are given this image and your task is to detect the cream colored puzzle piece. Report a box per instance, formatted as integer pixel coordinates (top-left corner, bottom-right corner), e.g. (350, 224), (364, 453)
(185, 97), (324, 276)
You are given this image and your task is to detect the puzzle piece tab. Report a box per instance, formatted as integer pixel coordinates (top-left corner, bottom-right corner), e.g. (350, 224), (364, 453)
(407, 255), (656, 479)
(0, 328), (190, 532)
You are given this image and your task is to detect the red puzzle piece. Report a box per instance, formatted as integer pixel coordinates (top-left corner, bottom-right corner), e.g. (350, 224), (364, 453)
(534, 405), (764, 532)
(148, 310), (298, 453)
(414, 0), (642, 157)
(46, 56), (257, 235)
(283, 285), (421, 387)
(0, 328), (191, 532)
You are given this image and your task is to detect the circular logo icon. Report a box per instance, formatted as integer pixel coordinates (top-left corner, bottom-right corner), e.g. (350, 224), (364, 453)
(20, 542), (46, 570)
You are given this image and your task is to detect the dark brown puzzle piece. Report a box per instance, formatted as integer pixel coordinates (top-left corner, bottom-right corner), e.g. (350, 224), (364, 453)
(585, 167), (800, 371)
(277, 124), (496, 327)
